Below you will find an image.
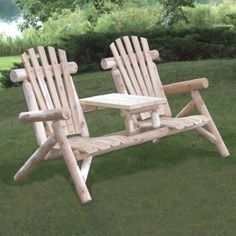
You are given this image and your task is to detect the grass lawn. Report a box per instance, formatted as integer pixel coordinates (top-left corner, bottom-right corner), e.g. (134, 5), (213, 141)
(0, 59), (236, 235)
(0, 55), (21, 70)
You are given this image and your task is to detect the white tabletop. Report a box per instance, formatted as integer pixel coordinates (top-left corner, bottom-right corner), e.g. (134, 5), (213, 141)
(80, 93), (166, 110)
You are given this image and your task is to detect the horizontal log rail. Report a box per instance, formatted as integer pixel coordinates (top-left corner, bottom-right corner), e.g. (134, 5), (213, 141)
(19, 108), (71, 123)
(163, 78), (209, 96)
(10, 62), (78, 83)
(101, 50), (160, 70)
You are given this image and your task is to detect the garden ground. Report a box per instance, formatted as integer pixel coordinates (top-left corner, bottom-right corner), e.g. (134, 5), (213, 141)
(0, 58), (236, 235)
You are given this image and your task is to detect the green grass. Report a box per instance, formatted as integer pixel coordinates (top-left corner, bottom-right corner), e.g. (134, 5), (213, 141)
(0, 55), (21, 70)
(0, 59), (236, 235)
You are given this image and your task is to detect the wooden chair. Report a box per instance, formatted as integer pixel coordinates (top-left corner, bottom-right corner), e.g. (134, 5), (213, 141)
(8, 47), (195, 203)
(101, 36), (230, 157)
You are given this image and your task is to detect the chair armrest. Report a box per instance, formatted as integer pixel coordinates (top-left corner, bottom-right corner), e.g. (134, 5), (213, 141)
(163, 78), (209, 96)
(19, 108), (71, 123)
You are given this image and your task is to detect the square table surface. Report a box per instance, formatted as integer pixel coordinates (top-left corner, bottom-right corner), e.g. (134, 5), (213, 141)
(80, 93), (166, 110)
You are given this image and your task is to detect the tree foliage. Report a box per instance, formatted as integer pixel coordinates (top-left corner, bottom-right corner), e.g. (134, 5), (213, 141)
(159, 0), (195, 26)
(15, 0), (124, 29)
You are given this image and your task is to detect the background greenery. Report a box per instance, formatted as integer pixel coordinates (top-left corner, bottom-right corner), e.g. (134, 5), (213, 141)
(1, 0), (236, 87)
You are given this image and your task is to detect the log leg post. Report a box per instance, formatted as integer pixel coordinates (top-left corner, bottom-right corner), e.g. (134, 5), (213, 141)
(52, 121), (92, 204)
(81, 156), (93, 181)
(124, 115), (135, 135)
(14, 134), (57, 182)
(191, 90), (230, 157)
(151, 110), (160, 128)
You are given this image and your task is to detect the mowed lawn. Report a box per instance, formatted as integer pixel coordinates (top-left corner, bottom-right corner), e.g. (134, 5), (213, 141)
(0, 59), (236, 235)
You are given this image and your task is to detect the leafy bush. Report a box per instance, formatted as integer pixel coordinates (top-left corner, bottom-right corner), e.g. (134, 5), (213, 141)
(60, 27), (236, 73)
(0, 62), (23, 88)
(94, 6), (160, 33)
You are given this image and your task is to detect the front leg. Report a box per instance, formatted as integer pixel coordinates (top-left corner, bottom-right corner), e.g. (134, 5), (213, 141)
(52, 121), (92, 204)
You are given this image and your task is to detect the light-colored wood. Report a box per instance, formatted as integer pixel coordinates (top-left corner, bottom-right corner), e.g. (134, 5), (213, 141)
(151, 110), (160, 128)
(120, 104), (160, 117)
(38, 46), (69, 134)
(115, 38), (143, 95)
(48, 46), (75, 134)
(140, 115), (208, 130)
(111, 68), (127, 94)
(28, 48), (54, 109)
(80, 93), (166, 110)
(131, 36), (156, 97)
(14, 134), (57, 181)
(195, 127), (217, 144)
(191, 90), (230, 157)
(21, 53), (47, 112)
(59, 49), (81, 134)
(21, 52), (54, 133)
(22, 80), (47, 146)
(164, 78), (209, 96)
(13, 44), (230, 204)
(122, 36), (149, 97)
(52, 121), (92, 203)
(176, 100), (195, 118)
(78, 123), (206, 160)
(140, 37), (170, 116)
(111, 67), (149, 120)
(19, 108), (71, 123)
(101, 49), (160, 70)
(110, 42), (136, 95)
(10, 62), (78, 83)
(124, 115), (135, 135)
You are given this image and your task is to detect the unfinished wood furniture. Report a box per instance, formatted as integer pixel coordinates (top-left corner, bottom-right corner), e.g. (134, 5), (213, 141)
(101, 36), (230, 157)
(11, 46), (211, 203)
(80, 93), (166, 134)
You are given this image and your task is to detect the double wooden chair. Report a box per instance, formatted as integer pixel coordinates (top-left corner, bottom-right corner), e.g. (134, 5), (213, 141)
(10, 36), (229, 203)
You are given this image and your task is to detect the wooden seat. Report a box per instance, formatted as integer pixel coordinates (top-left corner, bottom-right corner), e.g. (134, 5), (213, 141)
(101, 36), (229, 157)
(141, 115), (209, 130)
(10, 43), (229, 204)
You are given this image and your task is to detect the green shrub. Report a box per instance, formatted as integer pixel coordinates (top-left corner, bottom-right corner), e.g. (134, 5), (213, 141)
(60, 27), (236, 72)
(0, 62), (23, 88)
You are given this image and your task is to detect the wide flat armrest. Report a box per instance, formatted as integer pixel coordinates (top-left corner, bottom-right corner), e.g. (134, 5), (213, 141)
(19, 108), (71, 123)
(163, 78), (209, 96)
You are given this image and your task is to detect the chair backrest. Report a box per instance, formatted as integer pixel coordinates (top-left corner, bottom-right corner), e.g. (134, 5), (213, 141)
(20, 46), (89, 142)
(102, 36), (171, 118)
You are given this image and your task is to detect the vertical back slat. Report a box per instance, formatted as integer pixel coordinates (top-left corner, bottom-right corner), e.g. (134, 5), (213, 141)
(21, 52), (53, 133)
(122, 36), (149, 97)
(58, 49), (81, 134)
(23, 80), (47, 145)
(116, 39), (150, 119)
(27, 48), (54, 109)
(115, 38), (142, 95)
(131, 36), (155, 97)
(140, 37), (171, 116)
(48, 47), (75, 134)
(110, 43), (136, 95)
(38, 46), (69, 134)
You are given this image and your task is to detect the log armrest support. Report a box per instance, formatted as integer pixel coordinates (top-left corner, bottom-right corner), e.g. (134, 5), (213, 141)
(163, 78), (209, 96)
(19, 108), (71, 123)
